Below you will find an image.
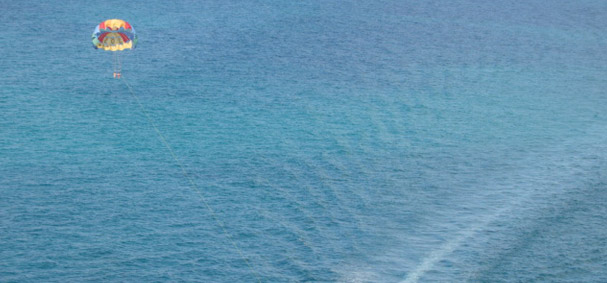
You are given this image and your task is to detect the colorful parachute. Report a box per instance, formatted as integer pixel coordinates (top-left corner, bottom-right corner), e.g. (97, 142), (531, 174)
(91, 19), (137, 51)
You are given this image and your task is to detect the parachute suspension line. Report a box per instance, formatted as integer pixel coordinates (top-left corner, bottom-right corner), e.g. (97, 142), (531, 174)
(120, 76), (262, 283)
(113, 52), (116, 77)
(113, 52), (122, 79)
(118, 52), (122, 76)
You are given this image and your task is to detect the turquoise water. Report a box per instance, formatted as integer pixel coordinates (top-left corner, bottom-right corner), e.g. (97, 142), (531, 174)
(2, 1), (607, 282)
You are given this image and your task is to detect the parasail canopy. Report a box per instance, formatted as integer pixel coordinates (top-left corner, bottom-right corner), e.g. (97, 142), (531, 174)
(92, 19), (137, 51)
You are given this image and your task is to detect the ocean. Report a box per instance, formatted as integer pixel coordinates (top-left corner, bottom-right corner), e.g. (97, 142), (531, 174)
(1, 0), (606, 282)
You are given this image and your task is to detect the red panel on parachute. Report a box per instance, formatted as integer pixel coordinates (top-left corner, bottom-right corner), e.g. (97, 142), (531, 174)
(98, 33), (108, 42)
(119, 33), (130, 43)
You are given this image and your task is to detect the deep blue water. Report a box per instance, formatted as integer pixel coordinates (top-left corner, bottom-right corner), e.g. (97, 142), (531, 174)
(2, 0), (607, 282)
